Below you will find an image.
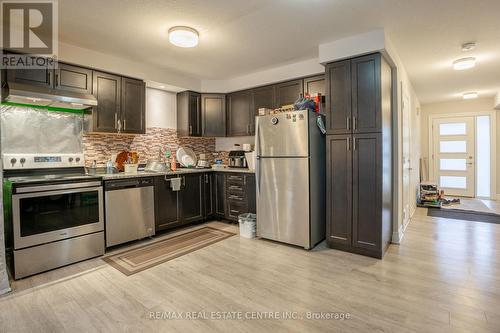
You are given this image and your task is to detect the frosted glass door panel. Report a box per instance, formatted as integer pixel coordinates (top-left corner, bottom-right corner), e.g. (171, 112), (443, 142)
(440, 141), (466, 153)
(439, 123), (466, 136)
(440, 176), (467, 189)
(440, 159), (467, 171)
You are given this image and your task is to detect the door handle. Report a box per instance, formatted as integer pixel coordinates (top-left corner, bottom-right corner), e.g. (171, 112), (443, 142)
(346, 137), (350, 151)
(114, 113), (118, 129)
(353, 117), (357, 130)
(347, 117), (350, 131)
(123, 119), (126, 130)
(353, 137), (357, 151)
(189, 125), (192, 135)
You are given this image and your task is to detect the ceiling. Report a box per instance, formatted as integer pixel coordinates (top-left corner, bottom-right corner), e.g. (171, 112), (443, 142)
(59, 0), (500, 104)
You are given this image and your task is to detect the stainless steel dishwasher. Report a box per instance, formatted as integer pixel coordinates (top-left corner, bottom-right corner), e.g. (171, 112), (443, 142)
(104, 177), (155, 247)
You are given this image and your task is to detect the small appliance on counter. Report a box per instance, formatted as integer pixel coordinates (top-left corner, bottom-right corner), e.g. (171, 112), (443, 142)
(228, 150), (248, 168)
(196, 153), (211, 169)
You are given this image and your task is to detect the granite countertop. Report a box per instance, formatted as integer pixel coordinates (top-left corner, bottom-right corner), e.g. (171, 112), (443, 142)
(98, 166), (254, 180)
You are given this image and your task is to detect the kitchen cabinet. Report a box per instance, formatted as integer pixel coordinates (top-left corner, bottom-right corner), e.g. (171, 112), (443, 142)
(92, 70), (122, 133)
(303, 74), (325, 112)
(326, 54), (382, 134)
(177, 91), (201, 137)
(179, 173), (204, 223)
(325, 53), (392, 259)
(6, 65), (53, 88)
(203, 173), (215, 218)
(215, 172), (226, 217)
(227, 90), (253, 136)
(55, 63), (92, 95)
(252, 84), (276, 112)
(121, 77), (145, 134)
(275, 79), (303, 107)
(201, 94), (226, 137)
(91, 71), (145, 134)
(352, 133), (382, 252)
(154, 176), (181, 231)
(351, 54), (382, 133)
(326, 135), (352, 247)
(325, 60), (351, 134)
(224, 173), (256, 222)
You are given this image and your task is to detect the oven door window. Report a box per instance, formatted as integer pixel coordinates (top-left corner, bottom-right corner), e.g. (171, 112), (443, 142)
(19, 190), (100, 237)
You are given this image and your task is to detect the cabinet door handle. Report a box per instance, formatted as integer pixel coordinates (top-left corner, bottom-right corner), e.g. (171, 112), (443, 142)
(123, 119), (126, 130)
(114, 113), (118, 129)
(347, 117), (350, 131)
(55, 71), (59, 87)
(346, 137), (350, 151)
(117, 120), (122, 133)
(205, 174), (209, 183)
(189, 125), (193, 135)
(353, 117), (357, 130)
(353, 137), (357, 151)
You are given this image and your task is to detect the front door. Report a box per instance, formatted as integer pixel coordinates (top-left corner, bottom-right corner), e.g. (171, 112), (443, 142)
(432, 117), (475, 197)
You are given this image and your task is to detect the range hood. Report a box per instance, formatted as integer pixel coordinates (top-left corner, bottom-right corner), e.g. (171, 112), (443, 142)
(2, 81), (97, 110)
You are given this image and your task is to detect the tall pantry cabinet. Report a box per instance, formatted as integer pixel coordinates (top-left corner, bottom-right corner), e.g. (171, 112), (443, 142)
(325, 53), (393, 259)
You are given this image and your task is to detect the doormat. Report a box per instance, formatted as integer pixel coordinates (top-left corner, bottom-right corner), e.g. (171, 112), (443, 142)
(103, 227), (235, 276)
(427, 208), (500, 224)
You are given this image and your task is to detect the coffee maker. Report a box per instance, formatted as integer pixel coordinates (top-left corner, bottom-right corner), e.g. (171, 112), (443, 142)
(228, 150), (248, 168)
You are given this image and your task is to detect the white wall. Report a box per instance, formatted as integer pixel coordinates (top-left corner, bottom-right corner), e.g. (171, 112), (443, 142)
(318, 29), (386, 64)
(215, 136), (254, 151)
(421, 97), (498, 196)
(59, 42), (200, 91)
(202, 57), (324, 93)
(146, 88), (177, 129)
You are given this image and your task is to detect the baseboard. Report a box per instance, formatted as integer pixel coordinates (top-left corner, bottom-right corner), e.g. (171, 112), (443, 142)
(0, 286), (11, 296)
(391, 215), (411, 244)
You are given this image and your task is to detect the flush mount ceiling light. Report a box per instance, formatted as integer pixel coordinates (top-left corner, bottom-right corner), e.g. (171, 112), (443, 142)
(453, 57), (476, 70)
(463, 92), (478, 100)
(168, 26), (199, 48)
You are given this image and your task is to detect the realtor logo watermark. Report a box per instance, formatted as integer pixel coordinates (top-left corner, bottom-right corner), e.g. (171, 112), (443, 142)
(1, 0), (58, 68)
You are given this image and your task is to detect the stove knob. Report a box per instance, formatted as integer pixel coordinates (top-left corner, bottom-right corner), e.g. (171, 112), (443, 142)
(68, 157), (74, 162)
(10, 158), (17, 165)
(75, 157), (81, 162)
(20, 158), (26, 164)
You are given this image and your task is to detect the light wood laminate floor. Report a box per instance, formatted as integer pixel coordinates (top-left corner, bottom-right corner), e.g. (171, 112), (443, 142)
(1, 210), (499, 332)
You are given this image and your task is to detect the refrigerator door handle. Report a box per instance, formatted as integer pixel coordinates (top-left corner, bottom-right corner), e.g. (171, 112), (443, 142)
(256, 157), (261, 195)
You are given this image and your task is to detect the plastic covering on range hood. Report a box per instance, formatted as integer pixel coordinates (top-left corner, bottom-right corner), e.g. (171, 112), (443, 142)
(2, 81), (97, 110)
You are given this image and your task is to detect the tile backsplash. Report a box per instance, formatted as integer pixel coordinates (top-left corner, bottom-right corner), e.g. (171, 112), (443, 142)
(82, 127), (221, 166)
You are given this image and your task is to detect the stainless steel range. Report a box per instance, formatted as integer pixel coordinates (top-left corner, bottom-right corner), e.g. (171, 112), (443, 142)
(3, 154), (105, 279)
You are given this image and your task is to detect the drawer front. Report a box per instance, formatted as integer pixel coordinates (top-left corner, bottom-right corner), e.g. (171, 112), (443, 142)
(226, 201), (247, 221)
(226, 183), (244, 194)
(227, 192), (245, 203)
(225, 174), (244, 184)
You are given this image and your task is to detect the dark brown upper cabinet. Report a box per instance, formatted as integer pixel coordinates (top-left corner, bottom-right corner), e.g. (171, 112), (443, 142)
(304, 74), (325, 111)
(121, 77), (145, 134)
(304, 75), (325, 97)
(227, 89), (253, 136)
(55, 63), (92, 95)
(92, 71), (122, 133)
(91, 71), (145, 134)
(325, 60), (351, 134)
(177, 91), (201, 137)
(275, 79), (304, 107)
(201, 93), (226, 137)
(6, 66), (53, 88)
(252, 84), (276, 111)
(351, 54), (381, 134)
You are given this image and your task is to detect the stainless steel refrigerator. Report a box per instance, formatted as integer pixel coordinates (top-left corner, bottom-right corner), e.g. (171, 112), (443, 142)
(255, 109), (325, 249)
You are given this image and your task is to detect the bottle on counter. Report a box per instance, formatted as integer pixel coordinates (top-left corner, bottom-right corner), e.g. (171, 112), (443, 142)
(106, 160), (114, 174)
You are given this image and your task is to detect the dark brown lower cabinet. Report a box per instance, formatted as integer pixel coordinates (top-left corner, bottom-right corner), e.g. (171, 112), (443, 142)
(203, 173), (215, 218)
(179, 173), (203, 224)
(154, 176), (181, 231)
(326, 133), (391, 259)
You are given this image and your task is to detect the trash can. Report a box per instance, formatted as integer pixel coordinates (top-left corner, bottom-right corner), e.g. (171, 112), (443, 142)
(238, 213), (257, 239)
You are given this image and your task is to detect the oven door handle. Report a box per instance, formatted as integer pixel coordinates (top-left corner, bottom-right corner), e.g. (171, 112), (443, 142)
(14, 181), (102, 194)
